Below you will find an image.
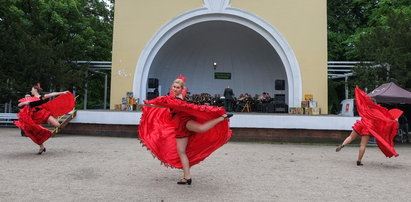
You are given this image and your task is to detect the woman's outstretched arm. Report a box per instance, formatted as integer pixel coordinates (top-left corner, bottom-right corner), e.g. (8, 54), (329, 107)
(43, 91), (69, 99)
(141, 103), (167, 108)
(18, 101), (30, 107)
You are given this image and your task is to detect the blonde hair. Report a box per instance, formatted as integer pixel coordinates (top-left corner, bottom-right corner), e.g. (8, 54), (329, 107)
(173, 79), (185, 88)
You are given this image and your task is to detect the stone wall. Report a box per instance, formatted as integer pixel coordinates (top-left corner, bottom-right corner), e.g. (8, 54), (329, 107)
(63, 123), (351, 143)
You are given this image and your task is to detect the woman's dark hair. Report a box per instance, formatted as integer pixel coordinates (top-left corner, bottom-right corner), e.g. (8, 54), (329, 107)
(32, 85), (43, 95)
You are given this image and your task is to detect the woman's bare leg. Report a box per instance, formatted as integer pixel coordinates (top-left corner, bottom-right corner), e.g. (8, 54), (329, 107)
(185, 116), (225, 133)
(357, 135), (370, 162)
(37, 116), (59, 153)
(36, 116), (60, 153)
(342, 130), (359, 146)
(176, 137), (191, 179)
(47, 116), (60, 127)
(336, 130), (359, 151)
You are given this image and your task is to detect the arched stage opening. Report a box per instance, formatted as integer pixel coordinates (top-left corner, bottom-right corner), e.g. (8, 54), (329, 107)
(134, 4), (302, 107)
(149, 21), (287, 100)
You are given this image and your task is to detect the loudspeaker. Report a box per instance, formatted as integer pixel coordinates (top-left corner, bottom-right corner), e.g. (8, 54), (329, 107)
(147, 92), (159, 100)
(274, 94), (286, 113)
(148, 78), (159, 88)
(275, 80), (285, 90)
(274, 94), (285, 104)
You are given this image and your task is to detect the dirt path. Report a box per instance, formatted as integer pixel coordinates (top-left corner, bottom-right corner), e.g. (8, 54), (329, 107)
(1, 128), (410, 201)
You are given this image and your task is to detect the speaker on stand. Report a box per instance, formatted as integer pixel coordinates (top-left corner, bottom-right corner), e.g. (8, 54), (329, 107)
(147, 78), (159, 100)
(148, 78), (159, 89)
(274, 94), (286, 113)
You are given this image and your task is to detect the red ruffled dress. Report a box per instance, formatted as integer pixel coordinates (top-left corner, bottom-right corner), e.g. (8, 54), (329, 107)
(138, 96), (232, 168)
(353, 86), (403, 157)
(14, 92), (75, 145)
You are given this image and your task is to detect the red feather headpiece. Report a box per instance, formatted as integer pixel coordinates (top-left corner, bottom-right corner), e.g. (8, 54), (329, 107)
(37, 83), (41, 88)
(177, 74), (187, 83)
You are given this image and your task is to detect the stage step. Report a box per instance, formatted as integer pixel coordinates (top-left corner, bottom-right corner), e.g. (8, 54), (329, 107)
(52, 110), (77, 136)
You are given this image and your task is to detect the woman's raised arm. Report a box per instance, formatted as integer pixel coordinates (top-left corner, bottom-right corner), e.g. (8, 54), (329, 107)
(43, 91), (69, 99)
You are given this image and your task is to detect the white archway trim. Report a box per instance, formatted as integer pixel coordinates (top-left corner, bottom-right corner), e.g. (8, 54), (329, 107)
(133, 1), (302, 107)
(203, 0), (230, 12)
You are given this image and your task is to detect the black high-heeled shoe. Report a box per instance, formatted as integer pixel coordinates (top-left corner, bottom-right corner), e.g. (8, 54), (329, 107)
(356, 161), (363, 166)
(37, 147), (46, 155)
(177, 178), (192, 185)
(223, 113), (233, 120)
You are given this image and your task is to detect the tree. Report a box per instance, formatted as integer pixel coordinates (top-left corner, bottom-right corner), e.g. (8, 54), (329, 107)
(327, 0), (379, 61)
(328, 78), (346, 114)
(327, 0), (380, 113)
(327, 0), (411, 113)
(351, 1), (411, 90)
(0, 0), (113, 110)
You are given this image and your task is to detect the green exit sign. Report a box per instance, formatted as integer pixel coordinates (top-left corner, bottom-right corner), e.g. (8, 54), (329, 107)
(214, 72), (231, 79)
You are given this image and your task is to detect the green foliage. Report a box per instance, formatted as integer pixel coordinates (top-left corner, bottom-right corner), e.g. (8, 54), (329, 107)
(327, 0), (379, 61)
(349, 65), (389, 95)
(0, 0), (113, 110)
(328, 0), (411, 111)
(350, 0), (411, 90)
(328, 79), (345, 114)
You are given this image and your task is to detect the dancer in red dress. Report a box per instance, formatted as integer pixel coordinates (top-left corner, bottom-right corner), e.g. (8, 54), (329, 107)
(336, 86), (403, 166)
(138, 75), (232, 185)
(14, 84), (75, 154)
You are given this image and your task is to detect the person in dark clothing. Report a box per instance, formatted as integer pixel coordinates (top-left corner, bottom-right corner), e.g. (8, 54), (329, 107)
(398, 115), (409, 142)
(223, 85), (234, 112)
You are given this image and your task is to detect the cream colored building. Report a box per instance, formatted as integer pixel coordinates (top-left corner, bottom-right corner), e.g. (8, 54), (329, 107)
(110, 0), (328, 113)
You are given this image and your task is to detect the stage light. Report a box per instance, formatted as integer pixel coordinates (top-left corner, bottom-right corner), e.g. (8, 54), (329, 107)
(213, 62), (217, 70)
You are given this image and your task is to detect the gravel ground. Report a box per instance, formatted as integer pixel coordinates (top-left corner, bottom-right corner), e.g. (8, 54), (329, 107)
(1, 128), (411, 201)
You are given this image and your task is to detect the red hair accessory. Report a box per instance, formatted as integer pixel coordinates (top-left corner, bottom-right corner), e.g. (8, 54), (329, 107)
(37, 83), (41, 88)
(177, 74), (187, 83)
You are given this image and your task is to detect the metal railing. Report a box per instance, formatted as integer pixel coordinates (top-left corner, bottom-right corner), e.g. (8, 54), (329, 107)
(73, 61), (112, 110)
(327, 61), (380, 99)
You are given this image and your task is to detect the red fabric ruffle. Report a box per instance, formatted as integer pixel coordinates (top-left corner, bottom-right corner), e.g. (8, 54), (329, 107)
(14, 92), (75, 145)
(14, 106), (52, 145)
(388, 108), (403, 120)
(352, 120), (369, 135)
(42, 92), (75, 117)
(355, 86), (403, 157)
(173, 112), (195, 138)
(31, 108), (52, 124)
(138, 96), (232, 168)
